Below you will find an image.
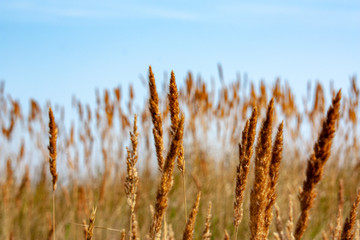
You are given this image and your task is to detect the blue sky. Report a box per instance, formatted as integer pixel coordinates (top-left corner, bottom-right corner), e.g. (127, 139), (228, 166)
(0, 0), (359, 114)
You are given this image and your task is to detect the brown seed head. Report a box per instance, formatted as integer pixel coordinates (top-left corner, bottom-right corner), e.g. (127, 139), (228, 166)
(341, 189), (360, 240)
(295, 90), (342, 239)
(250, 99), (274, 239)
(234, 107), (258, 228)
(183, 192), (201, 240)
(202, 201), (212, 240)
(125, 115), (139, 213)
(149, 114), (185, 239)
(169, 70), (180, 136)
(264, 122), (284, 233)
(148, 66), (165, 172)
(86, 207), (97, 240)
(48, 107), (58, 191)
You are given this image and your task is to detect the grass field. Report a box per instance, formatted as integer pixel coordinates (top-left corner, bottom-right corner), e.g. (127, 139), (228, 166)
(0, 68), (359, 239)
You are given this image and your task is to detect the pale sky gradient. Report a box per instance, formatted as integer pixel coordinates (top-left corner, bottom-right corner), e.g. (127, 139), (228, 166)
(0, 0), (359, 115)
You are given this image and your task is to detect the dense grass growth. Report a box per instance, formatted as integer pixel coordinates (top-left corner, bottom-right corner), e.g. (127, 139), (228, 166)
(0, 70), (359, 239)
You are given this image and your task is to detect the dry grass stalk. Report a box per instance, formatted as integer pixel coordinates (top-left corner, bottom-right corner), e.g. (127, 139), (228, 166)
(234, 108), (258, 237)
(86, 207), (97, 240)
(294, 90), (342, 239)
(61, 186), (71, 207)
(354, 221), (360, 240)
(99, 148), (109, 205)
(131, 213), (139, 240)
(341, 189), (360, 240)
(333, 179), (345, 240)
(177, 137), (185, 174)
(168, 71), (187, 222)
(121, 229), (126, 240)
(169, 71), (185, 172)
(47, 225), (54, 240)
(179, 139), (187, 223)
(274, 204), (285, 240)
(99, 167), (107, 205)
(331, 224), (338, 234)
(149, 115), (185, 239)
(264, 122), (284, 233)
(46, 213), (54, 240)
(274, 233), (281, 240)
(169, 70), (180, 137)
(6, 158), (13, 187)
(285, 196), (295, 240)
(77, 186), (88, 218)
(148, 66), (165, 172)
(234, 119), (249, 232)
(168, 225), (175, 240)
(82, 220), (88, 239)
(3, 159), (14, 207)
(162, 214), (168, 240)
(183, 192), (201, 240)
(125, 115), (140, 237)
(224, 230), (230, 240)
(322, 232), (329, 240)
(48, 107), (58, 240)
(191, 172), (202, 191)
(16, 166), (30, 206)
(48, 107), (58, 191)
(202, 201), (212, 240)
(250, 99), (274, 239)
(150, 204), (155, 218)
(2, 114), (15, 139)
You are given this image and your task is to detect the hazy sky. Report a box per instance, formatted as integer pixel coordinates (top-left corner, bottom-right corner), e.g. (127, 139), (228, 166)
(1, 0), (359, 113)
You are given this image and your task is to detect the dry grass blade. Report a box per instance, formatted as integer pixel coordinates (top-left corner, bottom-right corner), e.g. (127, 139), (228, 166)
(354, 221), (360, 240)
(341, 190), (360, 240)
(224, 230), (230, 240)
(131, 213), (139, 240)
(183, 192), (201, 240)
(168, 71), (187, 222)
(333, 179), (344, 240)
(125, 115), (140, 238)
(286, 196), (295, 240)
(82, 220), (88, 239)
(148, 66), (165, 172)
(202, 201), (212, 240)
(274, 233), (281, 240)
(234, 107), (258, 236)
(322, 232), (329, 240)
(16, 165), (30, 205)
(121, 229), (126, 240)
(168, 70), (184, 172)
(86, 207), (97, 240)
(234, 120), (249, 233)
(264, 122), (284, 233)
(162, 214), (168, 240)
(294, 90), (342, 240)
(274, 204), (285, 240)
(149, 115), (185, 239)
(169, 224), (175, 240)
(250, 99), (274, 239)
